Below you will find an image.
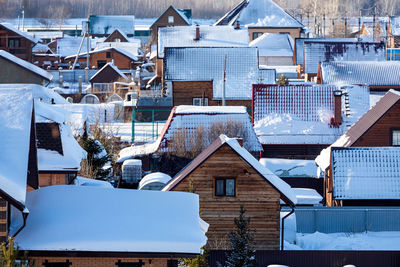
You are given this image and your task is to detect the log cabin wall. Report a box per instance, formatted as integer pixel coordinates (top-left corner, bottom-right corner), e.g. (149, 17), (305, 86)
(172, 144), (281, 250)
(172, 81), (252, 110)
(0, 197), (7, 242)
(0, 25), (33, 62)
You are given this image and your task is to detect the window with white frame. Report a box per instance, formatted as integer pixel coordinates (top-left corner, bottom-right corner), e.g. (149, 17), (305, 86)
(192, 97), (208, 106)
(392, 130), (400, 146)
(168, 16), (174, 24)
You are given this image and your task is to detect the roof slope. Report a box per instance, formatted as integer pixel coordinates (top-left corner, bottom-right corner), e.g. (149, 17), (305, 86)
(158, 25), (249, 58)
(0, 23), (38, 43)
(12, 185), (207, 253)
(215, 0), (303, 28)
(249, 33), (293, 57)
(332, 147), (400, 200)
(304, 41), (385, 74)
(163, 135), (297, 206)
(0, 50), (53, 81)
(0, 88), (33, 209)
(315, 89), (400, 170)
(321, 61), (400, 86)
(164, 47), (259, 100)
(90, 62), (128, 82)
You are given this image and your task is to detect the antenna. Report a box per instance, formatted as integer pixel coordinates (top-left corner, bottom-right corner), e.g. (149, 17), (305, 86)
(222, 55), (227, 106)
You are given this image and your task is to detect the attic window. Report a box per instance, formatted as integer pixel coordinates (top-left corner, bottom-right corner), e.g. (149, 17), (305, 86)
(252, 32), (263, 40)
(215, 178), (236, 197)
(168, 16), (174, 24)
(392, 130), (400, 146)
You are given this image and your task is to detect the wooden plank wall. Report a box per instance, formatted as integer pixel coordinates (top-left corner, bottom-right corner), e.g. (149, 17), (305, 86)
(0, 197), (7, 242)
(172, 144), (281, 250)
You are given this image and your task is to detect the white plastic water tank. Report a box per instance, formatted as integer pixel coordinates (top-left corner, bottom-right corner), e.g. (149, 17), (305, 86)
(138, 172), (172, 190)
(122, 159), (142, 184)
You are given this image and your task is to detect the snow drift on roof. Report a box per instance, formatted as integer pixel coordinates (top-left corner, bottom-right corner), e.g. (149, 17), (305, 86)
(175, 105), (247, 114)
(74, 176), (113, 188)
(0, 88), (33, 208)
(260, 158), (318, 178)
(234, 0), (303, 28)
(249, 33), (293, 57)
(0, 50), (53, 81)
(0, 84), (67, 104)
(139, 172), (172, 190)
(12, 185), (208, 253)
(321, 61), (400, 86)
(332, 147), (400, 200)
(158, 25), (249, 58)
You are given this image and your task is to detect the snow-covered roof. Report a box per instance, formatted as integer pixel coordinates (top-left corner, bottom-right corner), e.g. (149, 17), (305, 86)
(0, 50), (53, 81)
(291, 188), (322, 205)
(391, 17), (400, 36)
(12, 185), (208, 253)
(0, 23), (38, 43)
(164, 47), (260, 100)
(32, 43), (53, 54)
(215, 0), (303, 28)
(163, 134), (297, 206)
(295, 38), (363, 65)
(90, 62), (128, 82)
(52, 35), (91, 57)
(316, 89), (400, 171)
(64, 47), (138, 62)
(27, 31), (63, 40)
(260, 158), (318, 178)
(157, 25), (249, 58)
(249, 33), (293, 57)
(332, 147), (400, 200)
(89, 15), (135, 35)
(139, 172), (172, 190)
(0, 88), (33, 209)
(95, 39), (141, 56)
(321, 61), (400, 86)
(0, 84), (67, 104)
(304, 41), (386, 74)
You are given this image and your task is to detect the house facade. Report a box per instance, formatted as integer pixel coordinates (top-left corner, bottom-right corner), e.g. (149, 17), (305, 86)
(316, 90), (400, 206)
(163, 135), (296, 250)
(0, 23), (36, 62)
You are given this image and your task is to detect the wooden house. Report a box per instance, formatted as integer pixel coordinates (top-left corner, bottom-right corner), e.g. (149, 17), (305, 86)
(0, 23), (37, 62)
(0, 50), (53, 85)
(64, 47), (139, 69)
(214, 0), (304, 42)
(163, 134), (296, 250)
(252, 84), (370, 160)
(163, 47), (275, 109)
(104, 28), (130, 42)
(150, 5), (191, 45)
(89, 62), (129, 94)
(316, 90), (400, 206)
(317, 61), (400, 92)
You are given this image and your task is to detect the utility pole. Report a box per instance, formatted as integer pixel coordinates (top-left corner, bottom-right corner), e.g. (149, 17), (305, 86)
(222, 55), (227, 106)
(331, 19), (336, 38)
(373, 4), (377, 41)
(323, 14), (326, 37)
(344, 17), (348, 38)
(22, 8), (25, 31)
(85, 21), (90, 83)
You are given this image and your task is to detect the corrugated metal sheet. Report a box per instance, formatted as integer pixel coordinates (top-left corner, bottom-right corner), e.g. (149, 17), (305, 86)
(284, 207), (400, 234)
(304, 41), (385, 74)
(321, 61), (400, 86)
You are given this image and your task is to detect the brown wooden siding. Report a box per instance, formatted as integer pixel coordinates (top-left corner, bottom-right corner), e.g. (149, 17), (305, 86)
(0, 197), (7, 242)
(352, 101), (400, 146)
(247, 27), (301, 42)
(66, 50), (135, 69)
(104, 30), (129, 42)
(172, 144), (281, 250)
(30, 257), (172, 267)
(38, 173), (68, 187)
(0, 26), (33, 62)
(172, 81), (251, 109)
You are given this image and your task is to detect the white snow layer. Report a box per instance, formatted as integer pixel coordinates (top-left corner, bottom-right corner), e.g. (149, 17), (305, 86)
(139, 172), (172, 190)
(0, 88), (33, 207)
(74, 176), (113, 188)
(12, 185), (208, 253)
(289, 231), (400, 250)
(259, 158), (319, 178)
(249, 33), (294, 57)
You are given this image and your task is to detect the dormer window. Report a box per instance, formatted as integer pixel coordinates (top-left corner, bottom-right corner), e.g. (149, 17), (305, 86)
(168, 16), (174, 24)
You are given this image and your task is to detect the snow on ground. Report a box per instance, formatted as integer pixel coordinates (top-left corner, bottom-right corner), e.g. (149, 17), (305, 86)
(100, 121), (165, 144)
(286, 231), (400, 250)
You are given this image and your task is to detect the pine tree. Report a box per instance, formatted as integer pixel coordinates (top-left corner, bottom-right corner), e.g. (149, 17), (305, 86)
(225, 206), (256, 267)
(79, 134), (111, 180)
(277, 74), (289, 85)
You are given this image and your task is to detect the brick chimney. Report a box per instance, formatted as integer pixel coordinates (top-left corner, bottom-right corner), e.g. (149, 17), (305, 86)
(194, 25), (200, 41)
(235, 20), (240, 29)
(333, 90), (342, 127)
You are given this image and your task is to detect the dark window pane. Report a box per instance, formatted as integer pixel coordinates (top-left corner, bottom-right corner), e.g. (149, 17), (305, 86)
(226, 179), (235, 196)
(215, 179), (225, 196)
(393, 130), (400, 146)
